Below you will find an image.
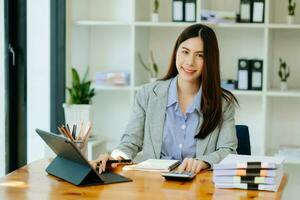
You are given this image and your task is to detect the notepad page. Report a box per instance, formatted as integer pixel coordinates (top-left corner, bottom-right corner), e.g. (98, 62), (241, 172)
(122, 159), (180, 172)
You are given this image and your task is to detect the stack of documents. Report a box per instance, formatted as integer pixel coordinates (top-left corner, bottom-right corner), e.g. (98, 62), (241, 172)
(213, 154), (284, 192)
(123, 159), (180, 172)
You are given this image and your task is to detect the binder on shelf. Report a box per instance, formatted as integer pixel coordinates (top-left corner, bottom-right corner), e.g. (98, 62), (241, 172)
(184, 0), (196, 22)
(250, 59), (263, 90)
(251, 0), (265, 23)
(239, 0), (252, 23)
(172, 0), (184, 22)
(237, 59), (251, 90)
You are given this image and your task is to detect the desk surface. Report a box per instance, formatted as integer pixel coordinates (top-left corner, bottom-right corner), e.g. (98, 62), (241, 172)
(0, 159), (295, 200)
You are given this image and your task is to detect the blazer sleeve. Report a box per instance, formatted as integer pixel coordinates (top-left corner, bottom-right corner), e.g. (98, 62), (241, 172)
(114, 87), (148, 159)
(197, 100), (238, 167)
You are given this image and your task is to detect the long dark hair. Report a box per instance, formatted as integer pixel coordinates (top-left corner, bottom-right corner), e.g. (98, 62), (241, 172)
(162, 24), (238, 139)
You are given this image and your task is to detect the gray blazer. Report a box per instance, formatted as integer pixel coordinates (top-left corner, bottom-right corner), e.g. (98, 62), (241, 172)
(116, 79), (238, 166)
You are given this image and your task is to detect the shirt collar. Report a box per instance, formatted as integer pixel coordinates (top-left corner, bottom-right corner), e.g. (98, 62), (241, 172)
(167, 76), (202, 113)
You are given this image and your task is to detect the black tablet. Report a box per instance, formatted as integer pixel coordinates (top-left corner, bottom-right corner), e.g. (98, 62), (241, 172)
(35, 129), (132, 186)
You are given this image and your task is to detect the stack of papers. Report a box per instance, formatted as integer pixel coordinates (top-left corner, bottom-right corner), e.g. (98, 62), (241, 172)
(122, 159), (180, 172)
(213, 154), (284, 192)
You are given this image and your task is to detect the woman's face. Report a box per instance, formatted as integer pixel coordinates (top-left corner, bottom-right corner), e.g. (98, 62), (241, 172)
(176, 37), (204, 83)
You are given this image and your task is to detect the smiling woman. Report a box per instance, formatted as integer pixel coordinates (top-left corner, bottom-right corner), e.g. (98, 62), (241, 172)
(93, 24), (239, 175)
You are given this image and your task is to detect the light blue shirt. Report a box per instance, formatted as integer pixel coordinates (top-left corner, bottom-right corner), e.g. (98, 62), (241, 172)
(160, 76), (202, 161)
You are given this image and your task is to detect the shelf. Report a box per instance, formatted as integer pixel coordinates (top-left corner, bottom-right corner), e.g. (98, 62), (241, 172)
(202, 22), (266, 29)
(73, 20), (131, 26)
(94, 85), (132, 91)
(268, 24), (300, 29)
(74, 20), (300, 30)
(134, 21), (266, 29)
(231, 90), (263, 96)
(267, 89), (300, 97)
(134, 21), (195, 27)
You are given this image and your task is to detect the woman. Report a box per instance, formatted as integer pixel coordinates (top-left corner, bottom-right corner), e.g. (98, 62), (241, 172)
(93, 24), (238, 174)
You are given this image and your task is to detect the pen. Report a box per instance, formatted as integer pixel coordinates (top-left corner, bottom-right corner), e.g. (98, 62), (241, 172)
(71, 124), (76, 140)
(96, 159), (132, 165)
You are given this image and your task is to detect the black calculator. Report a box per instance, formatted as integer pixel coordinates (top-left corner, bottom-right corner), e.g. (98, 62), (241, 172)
(161, 171), (196, 181)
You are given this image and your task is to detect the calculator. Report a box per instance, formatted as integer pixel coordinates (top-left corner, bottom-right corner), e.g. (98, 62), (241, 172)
(161, 171), (196, 181)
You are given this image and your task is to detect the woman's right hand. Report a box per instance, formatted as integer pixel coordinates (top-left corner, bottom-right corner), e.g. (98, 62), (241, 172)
(90, 153), (122, 174)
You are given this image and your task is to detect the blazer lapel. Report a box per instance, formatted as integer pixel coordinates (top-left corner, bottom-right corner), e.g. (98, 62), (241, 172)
(148, 80), (171, 158)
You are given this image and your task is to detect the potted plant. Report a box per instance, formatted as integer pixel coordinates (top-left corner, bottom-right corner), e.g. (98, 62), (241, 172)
(152, 0), (159, 22)
(287, 0), (296, 24)
(63, 67), (95, 132)
(138, 51), (159, 82)
(278, 58), (290, 91)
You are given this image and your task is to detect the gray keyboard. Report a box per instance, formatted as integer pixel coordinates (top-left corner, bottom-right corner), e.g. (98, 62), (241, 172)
(161, 171), (196, 181)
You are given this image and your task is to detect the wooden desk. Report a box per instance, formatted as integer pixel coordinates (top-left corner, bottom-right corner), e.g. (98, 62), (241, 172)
(0, 159), (287, 200)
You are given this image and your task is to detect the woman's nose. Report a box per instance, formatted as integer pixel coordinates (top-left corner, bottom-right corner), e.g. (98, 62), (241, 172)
(185, 55), (194, 66)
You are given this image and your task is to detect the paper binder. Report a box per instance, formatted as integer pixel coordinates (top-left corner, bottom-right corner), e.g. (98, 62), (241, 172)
(36, 129), (132, 186)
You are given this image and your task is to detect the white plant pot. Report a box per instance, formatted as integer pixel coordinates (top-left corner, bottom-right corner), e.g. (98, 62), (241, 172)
(151, 13), (159, 22)
(280, 81), (288, 91)
(63, 103), (93, 135)
(287, 15), (295, 24)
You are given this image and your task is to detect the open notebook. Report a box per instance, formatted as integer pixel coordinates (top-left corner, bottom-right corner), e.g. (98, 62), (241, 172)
(123, 159), (180, 172)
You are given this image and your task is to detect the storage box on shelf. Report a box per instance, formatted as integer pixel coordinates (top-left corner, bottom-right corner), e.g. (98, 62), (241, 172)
(67, 0), (300, 156)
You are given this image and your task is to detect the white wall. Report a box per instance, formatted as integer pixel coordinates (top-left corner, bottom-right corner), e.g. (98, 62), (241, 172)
(0, 0), (6, 176)
(27, 0), (51, 163)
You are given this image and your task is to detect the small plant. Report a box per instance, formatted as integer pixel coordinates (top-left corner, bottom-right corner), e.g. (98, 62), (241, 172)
(278, 58), (290, 82)
(288, 0), (296, 16)
(138, 51), (159, 78)
(67, 67), (95, 104)
(153, 0), (159, 13)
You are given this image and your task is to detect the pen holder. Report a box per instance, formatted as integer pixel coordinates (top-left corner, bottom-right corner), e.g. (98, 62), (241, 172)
(74, 140), (88, 159)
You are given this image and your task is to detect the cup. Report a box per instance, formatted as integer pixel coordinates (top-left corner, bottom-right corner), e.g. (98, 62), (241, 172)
(74, 140), (88, 158)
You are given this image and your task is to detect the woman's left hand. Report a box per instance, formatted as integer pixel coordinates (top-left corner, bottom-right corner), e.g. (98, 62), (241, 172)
(177, 158), (209, 174)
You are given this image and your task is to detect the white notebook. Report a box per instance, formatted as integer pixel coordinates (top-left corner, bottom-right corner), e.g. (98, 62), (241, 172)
(122, 159), (180, 172)
(213, 154), (284, 170)
(213, 172), (283, 185)
(214, 182), (281, 192)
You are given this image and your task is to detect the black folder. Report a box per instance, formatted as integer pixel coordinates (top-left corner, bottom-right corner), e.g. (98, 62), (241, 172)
(36, 129), (132, 186)
(249, 59), (263, 90)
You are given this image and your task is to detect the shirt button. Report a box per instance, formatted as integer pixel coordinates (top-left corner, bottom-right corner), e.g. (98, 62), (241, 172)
(181, 124), (186, 129)
(179, 144), (183, 149)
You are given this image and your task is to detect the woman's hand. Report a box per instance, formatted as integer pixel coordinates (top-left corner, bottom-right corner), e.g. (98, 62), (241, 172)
(90, 153), (122, 174)
(177, 158), (209, 174)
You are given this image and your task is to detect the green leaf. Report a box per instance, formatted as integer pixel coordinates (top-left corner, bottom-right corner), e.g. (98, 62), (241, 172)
(71, 68), (80, 87)
(67, 67), (95, 104)
(82, 67), (89, 83)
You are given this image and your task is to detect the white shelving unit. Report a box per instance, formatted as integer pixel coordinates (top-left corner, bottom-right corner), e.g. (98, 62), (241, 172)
(67, 0), (300, 159)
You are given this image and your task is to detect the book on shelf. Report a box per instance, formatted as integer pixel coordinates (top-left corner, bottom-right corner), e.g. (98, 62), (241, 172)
(122, 159), (180, 172)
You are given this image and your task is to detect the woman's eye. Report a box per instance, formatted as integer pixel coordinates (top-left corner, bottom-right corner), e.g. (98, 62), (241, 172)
(182, 50), (188, 54)
(196, 54), (203, 58)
